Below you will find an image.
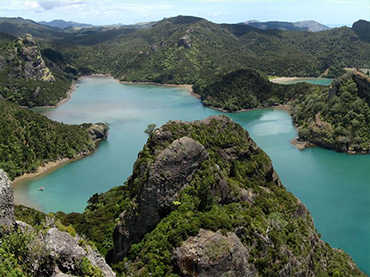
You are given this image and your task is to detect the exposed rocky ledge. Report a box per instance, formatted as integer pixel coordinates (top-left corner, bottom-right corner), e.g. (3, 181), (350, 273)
(88, 123), (109, 142)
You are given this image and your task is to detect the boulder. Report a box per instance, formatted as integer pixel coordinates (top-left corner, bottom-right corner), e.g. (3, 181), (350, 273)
(173, 229), (257, 276)
(45, 228), (116, 276)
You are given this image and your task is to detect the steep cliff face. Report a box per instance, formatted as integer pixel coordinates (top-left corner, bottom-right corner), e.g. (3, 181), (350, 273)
(108, 115), (363, 276)
(7, 34), (55, 82)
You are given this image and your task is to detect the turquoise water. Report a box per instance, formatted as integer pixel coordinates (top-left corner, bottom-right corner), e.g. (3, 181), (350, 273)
(13, 77), (369, 274)
(274, 77), (333, 86)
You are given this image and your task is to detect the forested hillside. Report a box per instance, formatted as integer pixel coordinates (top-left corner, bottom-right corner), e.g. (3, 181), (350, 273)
(293, 71), (370, 152)
(56, 16), (370, 83)
(193, 68), (315, 111)
(0, 98), (108, 179)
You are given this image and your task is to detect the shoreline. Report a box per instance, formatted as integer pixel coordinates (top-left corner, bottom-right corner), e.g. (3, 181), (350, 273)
(12, 151), (92, 188)
(120, 80), (199, 98)
(290, 137), (316, 150)
(204, 104), (292, 114)
(270, 76), (331, 84)
(31, 73), (114, 109)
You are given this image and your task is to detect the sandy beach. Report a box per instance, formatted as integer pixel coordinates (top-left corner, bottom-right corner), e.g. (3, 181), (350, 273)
(12, 153), (91, 188)
(270, 76), (328, 84)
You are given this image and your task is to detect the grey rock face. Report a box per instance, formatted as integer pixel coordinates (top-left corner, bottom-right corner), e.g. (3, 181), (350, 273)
(88, 123), (109, 142)
(178, 35), (192, 49)
(45, 228), (116, 276)
(0, 169), (15, 229)
(45, 228), (86, 273)
(112, 137), (208, 262)
(7, 35), (55, 82)
(173, 229), (257, 276)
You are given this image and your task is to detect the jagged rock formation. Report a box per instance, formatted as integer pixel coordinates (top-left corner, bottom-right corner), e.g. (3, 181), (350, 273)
(108, 115), (363, 275)
(0, 170), (15, 229)
(8, 34), (55, 82)
(113, 136), (208, 262)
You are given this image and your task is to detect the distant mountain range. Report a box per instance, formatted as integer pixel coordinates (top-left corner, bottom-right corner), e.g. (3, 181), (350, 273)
(38, 19), (156, 30)
(38, 19), (93, 29)
(240, 20), (331, 32)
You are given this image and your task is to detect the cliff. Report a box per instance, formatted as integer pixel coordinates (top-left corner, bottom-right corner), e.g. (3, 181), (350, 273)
(0, 34), (75, 107)
(96, 116), (362, 275)
(7, 34), (55, 82)
(0, 169), (115, 276)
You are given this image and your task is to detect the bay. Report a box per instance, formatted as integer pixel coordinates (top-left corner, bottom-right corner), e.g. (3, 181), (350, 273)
(13, 76), (369, 274)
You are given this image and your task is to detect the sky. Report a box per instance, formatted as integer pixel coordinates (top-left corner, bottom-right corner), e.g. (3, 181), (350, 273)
(0, 0), (369, 26)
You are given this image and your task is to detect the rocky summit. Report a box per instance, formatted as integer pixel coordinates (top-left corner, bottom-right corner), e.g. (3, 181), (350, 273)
(106, 115), (363, 276)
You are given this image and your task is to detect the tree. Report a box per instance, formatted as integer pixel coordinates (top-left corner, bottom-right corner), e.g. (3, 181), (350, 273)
(144, 124), (156, 136)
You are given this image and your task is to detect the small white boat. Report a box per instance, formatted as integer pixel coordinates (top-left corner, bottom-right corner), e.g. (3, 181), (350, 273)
(38, 186), (44, 191)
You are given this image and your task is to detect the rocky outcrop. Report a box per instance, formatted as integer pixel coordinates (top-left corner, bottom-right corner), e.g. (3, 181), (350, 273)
(173, 229), (257, 276)
(178, 35), (192, 49)
(88, 123), (109, 142)
(0, 169), (15, 229)
(112, 136), (208, 262)
(45, 228), (115, 276)
(8, 34), (55, 82)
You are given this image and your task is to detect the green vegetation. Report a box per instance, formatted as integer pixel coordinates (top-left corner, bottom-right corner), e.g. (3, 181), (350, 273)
(193, 68), (313, 111)
(0, 34), (77, 107)
(293, 72), (370, 152)
(3, 206), (104, 276)
(0, 98), (98, 179)
(56, 17), (369, 84)
(55, 116), (363, 275)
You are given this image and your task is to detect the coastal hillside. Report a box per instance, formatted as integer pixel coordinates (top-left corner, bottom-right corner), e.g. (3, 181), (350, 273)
(52, 116), (364, 276)
(293, 71), (370, 153)
(193, 68), (316, 111)
(0, 34), (76, 107)
(0, 98), (108, 179)
(194, 68), (370, 153)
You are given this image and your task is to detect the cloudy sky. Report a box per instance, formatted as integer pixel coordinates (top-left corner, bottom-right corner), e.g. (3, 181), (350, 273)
(1, 0), (369, 26)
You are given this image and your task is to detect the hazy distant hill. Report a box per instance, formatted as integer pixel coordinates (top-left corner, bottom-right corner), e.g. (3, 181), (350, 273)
(38, 19), (93, 29)
(241, 20), (330, 32)
(293, 20), (331, 32)
(0, 17), (72, 39)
